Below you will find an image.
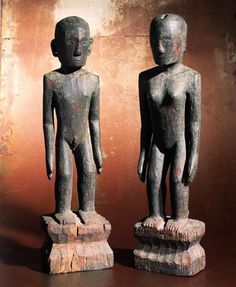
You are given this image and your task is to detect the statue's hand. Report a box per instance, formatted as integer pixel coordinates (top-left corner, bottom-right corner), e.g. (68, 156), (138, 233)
(184, 154), (198, 185)
(137, 155), (145, 183)
(97, 166), (103, 175)
(94, 154), (102, 174)
(46, 155), (53, 180)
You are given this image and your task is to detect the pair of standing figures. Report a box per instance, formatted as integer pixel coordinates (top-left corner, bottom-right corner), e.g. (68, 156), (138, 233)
(43, 14), (201, 232)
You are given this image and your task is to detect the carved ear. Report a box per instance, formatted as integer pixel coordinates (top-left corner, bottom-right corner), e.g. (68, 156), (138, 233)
(51, 39), (58, 57)
(87, 38), (93, 55)
(184, 43), (187, 52)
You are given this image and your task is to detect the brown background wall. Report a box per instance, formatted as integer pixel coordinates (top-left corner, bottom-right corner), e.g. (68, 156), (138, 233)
(0, 1), (236, 286)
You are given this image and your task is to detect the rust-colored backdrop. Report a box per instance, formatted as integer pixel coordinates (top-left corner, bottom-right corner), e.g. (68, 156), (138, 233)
(0, 1), (235, 286)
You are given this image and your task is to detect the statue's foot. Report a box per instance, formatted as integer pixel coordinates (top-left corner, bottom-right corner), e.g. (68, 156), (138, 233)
(165, 218), (188, 231)
(54, 210), (80, 225)
(142, 215), (165, 230)
(78, 210), (107, 225)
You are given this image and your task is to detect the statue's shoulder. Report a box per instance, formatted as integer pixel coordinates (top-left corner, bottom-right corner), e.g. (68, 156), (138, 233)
(43, 71), (60, 91)
(77, 69), (100, 87)
(181, 66), (201, 90)
(80, 69), (99, 80)
(83, 70), (100, 91)
(139, 66), (162, 84)
(181, 65), (201, 78)
(43, 70), (60, 82)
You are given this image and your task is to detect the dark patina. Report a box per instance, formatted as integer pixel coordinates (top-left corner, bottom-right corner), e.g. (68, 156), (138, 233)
(43, 16), (104, 224)
(137, 14), (201, 231)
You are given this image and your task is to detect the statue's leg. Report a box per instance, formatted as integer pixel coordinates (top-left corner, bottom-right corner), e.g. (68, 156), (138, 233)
(74, 135), (96, 212)
(147, 144), (171, 217)
(161, 152), (172, 218)
(142, 144), (169, 229)
(167, 140), (189, 229)
(55, 139), (73, 214)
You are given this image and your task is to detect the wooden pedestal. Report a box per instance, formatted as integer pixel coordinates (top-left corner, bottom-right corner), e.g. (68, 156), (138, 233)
(41, 213), (113, 274)
(134, 219), (206, 276)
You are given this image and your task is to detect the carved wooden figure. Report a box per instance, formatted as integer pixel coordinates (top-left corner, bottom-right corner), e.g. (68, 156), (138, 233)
(134, 14), (206, 276)
(41, 16), (113, 274)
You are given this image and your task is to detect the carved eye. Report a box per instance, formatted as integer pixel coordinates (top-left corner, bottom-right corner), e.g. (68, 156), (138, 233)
(163, 38), (172, 45)
(65, 40), (74, 46)
(81, 39), (89, 47)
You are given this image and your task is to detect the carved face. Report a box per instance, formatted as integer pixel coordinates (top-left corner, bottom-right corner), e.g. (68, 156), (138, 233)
(53, 25), (92, 69)
(150, 20), (185, 66)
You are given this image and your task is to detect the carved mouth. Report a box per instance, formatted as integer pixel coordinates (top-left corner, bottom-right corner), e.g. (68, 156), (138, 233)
(73, 56), (82, 61)
(71, 58), (84, 65)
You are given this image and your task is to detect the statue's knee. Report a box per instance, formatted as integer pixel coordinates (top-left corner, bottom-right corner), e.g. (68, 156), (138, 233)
(81, 167), (95, 179)
(57, 170), (72, 181)
(171, 166), (185, 184)
(147, 174), (161, 185)
(171, 175), (182, 185)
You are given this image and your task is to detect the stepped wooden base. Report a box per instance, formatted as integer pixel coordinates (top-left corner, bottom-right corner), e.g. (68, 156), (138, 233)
(41, 213), (113, 274)
(134, 219), (206, 276)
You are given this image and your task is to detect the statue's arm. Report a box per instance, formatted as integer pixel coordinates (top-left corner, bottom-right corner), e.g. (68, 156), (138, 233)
(89, 76), (102, 174)
(184, 73), (201, 184)
(43, 75), (55, 180)
(137, 73), (152, 183)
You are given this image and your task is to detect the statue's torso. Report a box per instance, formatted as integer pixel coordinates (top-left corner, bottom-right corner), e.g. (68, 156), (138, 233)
(46, 69), (98, 146)
(142, 65), (197, 151)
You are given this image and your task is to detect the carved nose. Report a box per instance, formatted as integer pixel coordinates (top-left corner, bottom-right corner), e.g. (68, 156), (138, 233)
(158, 41), (165, 54)
(74, 43), (82, 56)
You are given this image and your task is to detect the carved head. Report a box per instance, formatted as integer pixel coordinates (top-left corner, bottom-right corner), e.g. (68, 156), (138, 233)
(150, 14), (187, 66)
(51, 16), (93, 69)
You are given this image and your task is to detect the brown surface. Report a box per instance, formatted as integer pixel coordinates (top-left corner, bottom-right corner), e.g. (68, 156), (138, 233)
(0, 230), (235, 287)
(0, 0), (236, 286)
(134, 220), (206, 276)
(41, 214), (113, 274)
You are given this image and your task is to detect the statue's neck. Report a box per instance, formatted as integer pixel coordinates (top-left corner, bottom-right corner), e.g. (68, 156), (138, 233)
(59, 65), (83, 75)
(161, 60), (183, 73)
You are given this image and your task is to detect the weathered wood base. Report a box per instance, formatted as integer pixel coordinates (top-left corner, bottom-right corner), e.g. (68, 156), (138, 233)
(134, 219), (206, 276)
(41, 212), (114, 274)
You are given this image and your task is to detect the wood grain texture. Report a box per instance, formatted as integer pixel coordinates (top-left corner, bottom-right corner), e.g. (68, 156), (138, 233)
(41, 214), (113, 274)
(134, 219), (206, 276)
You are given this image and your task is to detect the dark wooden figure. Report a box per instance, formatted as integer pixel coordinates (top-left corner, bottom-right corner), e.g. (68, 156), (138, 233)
(134, 14), (205, 276)
(42, 16), (113, 274)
